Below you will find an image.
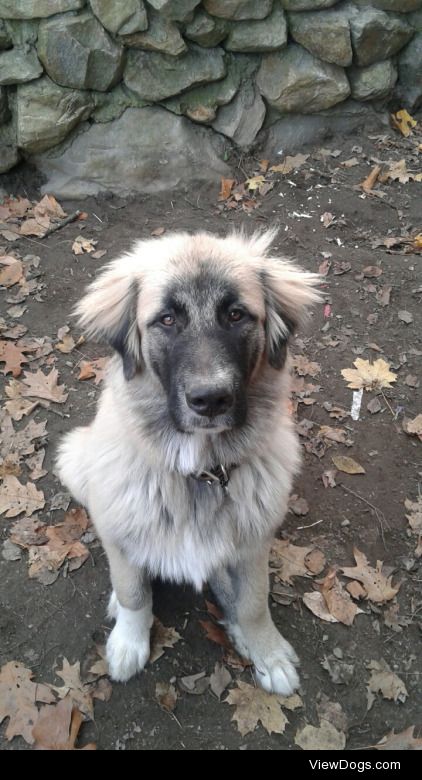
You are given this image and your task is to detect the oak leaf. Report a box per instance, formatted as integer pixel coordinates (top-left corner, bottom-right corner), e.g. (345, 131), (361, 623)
(21, 368), (68, 403)
(295, 720), (346, 751)
(341, 548), (400, 603)
(366, 659), (407, 710)
(0, 475), (45, 517)
(149, 619), (181, 663)
(0, 661), (55, 744)
(33, 696), (96, 750)
(369, 726), (422, 751)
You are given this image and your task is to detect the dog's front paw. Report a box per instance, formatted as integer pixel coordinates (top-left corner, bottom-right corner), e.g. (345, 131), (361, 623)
(106, 623), (150, 682)
(253, 640), (300, 696)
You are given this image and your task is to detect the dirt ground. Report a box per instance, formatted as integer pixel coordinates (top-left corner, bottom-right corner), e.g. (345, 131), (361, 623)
(1, 124), (421, 751)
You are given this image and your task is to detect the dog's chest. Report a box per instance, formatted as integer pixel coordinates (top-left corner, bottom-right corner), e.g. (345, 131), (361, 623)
(98, 463), (285, 589)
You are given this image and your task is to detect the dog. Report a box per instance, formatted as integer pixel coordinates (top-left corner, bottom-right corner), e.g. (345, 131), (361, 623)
(57, 229), (320, 696)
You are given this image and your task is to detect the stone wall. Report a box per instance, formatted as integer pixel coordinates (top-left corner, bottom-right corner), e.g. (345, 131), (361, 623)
(0, 1), (421, 196)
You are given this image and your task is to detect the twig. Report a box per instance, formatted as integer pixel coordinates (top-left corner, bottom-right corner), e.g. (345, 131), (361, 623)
(339, 482), (388, 548)
(43, 210), (82, 238)
(381, 390), (396, 418)
(297, 518), (324, 530)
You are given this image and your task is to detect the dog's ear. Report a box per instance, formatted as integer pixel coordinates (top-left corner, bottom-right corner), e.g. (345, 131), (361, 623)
(259, 245), (321, 369)
(74, 258), (142, 380)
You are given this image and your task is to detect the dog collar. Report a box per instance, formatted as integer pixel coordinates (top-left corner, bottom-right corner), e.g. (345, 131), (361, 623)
(192, 464), (234, 491)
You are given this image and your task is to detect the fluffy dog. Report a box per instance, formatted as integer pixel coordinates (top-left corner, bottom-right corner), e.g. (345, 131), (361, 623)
(57, 229), (320, 695)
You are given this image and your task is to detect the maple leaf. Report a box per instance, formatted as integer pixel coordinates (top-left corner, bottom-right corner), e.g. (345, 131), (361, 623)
(366, 659), (407, 710)
(341, 548), (400, 604)
(0, 661), (55, 744)
(341, 358), (396, 391)
(21, 368), (68, 403)
(72, 236), (98, 255)
(270, 154), (309, 175)
(225, 681), (302, 737)
(0, 475), (45, 517)
(369, 726), (422, 751)
(331, 455), (365, 475)
(295, 720), (346, 751)
(149, 619), (181, 663)
(391, 109), (417, 137)
(50, 659), (95, 719)
(0, 255), (23, 287)
(33, 696), (96, 751)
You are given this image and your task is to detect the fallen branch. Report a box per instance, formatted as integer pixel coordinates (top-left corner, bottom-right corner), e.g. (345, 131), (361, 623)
(43, 210), (82, 238)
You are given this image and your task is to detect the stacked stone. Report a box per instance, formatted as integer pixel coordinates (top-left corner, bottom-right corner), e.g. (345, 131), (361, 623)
(0, 0), (421, 189)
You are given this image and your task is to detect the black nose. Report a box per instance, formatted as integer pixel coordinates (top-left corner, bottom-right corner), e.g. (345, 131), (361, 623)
(186, 386), (233, 418)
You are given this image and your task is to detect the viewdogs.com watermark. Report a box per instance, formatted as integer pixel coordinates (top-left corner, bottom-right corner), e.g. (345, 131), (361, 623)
(309, 761), (400, 772)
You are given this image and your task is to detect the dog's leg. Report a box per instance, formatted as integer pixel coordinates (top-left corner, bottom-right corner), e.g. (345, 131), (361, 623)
(103, 539), (153, 683)
(210, 544), (300, 696)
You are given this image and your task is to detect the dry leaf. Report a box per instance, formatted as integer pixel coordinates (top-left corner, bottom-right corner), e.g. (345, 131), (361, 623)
(56, 326), (76, 354)
(319, 425), (352, 446)
(270, 539), (323, 584)
(341, 358), (396, 391)
(289, 494), (309, 516)
(366, 659), (407, 710)
(376, 285), (392, 307)
(403, 414), (422, 439)
(33, 194), (66, 221)
(245, 175), (265, 191)
(20, 218), (49, 238)
(369, 726), (422, 751)
(72, 236), (98, 255)
(50, 659), (94, 719)
(26, 511), (89, 584)
(179, 671), (209, 696)
(4, 398), (39, 421)
(341, 548), (400, 604)
(210, 663), (231, 699)
(303, 591), (338, 623)
(0, 475), (45, 517)
(362, 265), (382, 278)
(367, 397), (382, 415)
(149, 619), (181, 663)
(16, 368), (68, 403)
(0, 661), (55, 744)
(0, 340), (31, 377)
(155, 682), (177, 712)
(304, 549), (326, 575)
(218, 178), (235, 201)
(391, 109), (417, 137)
(405, 496), (422, 536)
(295, 720), (346, 751)
(270, 154), (309, 175)
(150, 226), (165, 237)
(10, 516), (48, 547)
(398, 310), (413, 324)
(321, 211), (335, 228)
(0, 416), (47, 459)
(322, 468), (337, 488)
(199, 619), (231, 649)
(225, 681), (301, 737)
(316, 695), (348, 733)
(346, 581), (367, 600)
(33, 696), (96, 751)
(360, 164), (381, 193)
(78, 358), (108, 384)
(331, 455), (365, 475)
(341, 157), (359, 168)
(320, 569), (363, 626)
(0, 256), (23, 287)
(292, 355), (321, 377)
(27, 449), (47, 480)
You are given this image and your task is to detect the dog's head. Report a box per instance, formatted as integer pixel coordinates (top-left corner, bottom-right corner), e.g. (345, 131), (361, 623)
(76, 230), (320, 433)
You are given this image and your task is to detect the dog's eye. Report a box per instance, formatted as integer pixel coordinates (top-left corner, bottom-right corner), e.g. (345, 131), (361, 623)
(228, 308), (245, 323)
(161, 314), (176, 327)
